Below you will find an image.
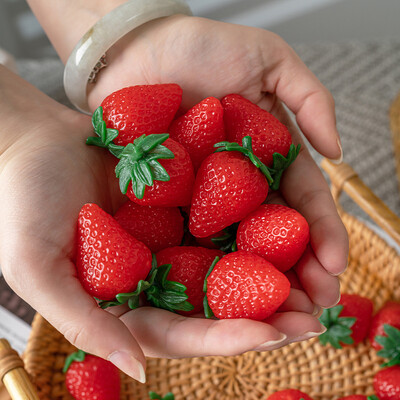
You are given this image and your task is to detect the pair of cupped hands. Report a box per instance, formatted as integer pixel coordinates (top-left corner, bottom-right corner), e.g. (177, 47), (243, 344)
(0, 15), (348, 383)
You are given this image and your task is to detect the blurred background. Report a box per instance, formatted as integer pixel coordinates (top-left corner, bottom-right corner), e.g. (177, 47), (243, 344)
(1, 0), (400, 59)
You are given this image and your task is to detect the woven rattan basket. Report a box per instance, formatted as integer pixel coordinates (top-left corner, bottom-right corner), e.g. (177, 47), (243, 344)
(2, 159), (400, 400)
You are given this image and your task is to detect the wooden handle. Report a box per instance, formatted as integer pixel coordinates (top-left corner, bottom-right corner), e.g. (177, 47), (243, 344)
(0, 340), (40, 400)
(321, 159), (400, 247)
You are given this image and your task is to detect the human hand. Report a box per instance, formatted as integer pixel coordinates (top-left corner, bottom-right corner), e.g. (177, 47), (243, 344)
(87, 15), (348, 308)
(0, 66), (326, 383)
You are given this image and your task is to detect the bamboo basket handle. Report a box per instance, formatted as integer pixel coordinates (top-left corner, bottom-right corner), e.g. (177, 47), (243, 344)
(0, 339), (40, 400)
(321, 158), (400, 247)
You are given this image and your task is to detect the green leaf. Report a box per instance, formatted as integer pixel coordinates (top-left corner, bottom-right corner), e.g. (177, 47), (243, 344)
(210, 223), (239, 253)
(149, 392), (175, 400)
(213, 136), (274, 184)
(105, 128), (119, 146)
(267, 144), (301, 191)
(318, 305), (356, 349)
(376, 324), (400, 367)
(108, 143), (125, 158)
(86, 136), (108, 148)
(131, 172), (146, 199)
(63, 349), (86, 373)
(367, 396), (380, 400)
(139, 133), (169, 152)
(147, 160), (170, 182)
(203, 256), (220, 319)
(137, 160), (154, 186)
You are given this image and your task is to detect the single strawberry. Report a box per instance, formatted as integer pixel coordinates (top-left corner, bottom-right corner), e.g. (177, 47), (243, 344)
(126, 137), (195, 207)
(222, 93), (296, 169)
(336, 396), (376, 400)
(76, 203), (152, 301)
(189, 137), (270, 238)
(169, 97), (226, 170)
(204, 250), (290, 320)
(373, 366), (400, 400)
(369, 301), (400, 350)
(236, 204), (310, 272)
(64, 350), (120, 400)
(267, 388), (313, 400)
(101, 84), (182, 146)
(156, 246), (224, 315)
(318, 294), (373, 348)
(114, 201), (184, 253)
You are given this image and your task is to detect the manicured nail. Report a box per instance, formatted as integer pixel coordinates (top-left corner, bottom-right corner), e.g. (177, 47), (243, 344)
(108, 351), (146, 383)
(289, 326), (327, 344)
(253, 333), (287, 351)
(328, 138), (343, 164)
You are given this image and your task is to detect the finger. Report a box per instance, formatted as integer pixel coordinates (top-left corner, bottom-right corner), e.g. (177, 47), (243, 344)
(261, 37), (342, 160)
(254, 311), (325, 351)
(120, 307), (287, 358)
(295, 246), (341, 308)
(256, 98), (349, 277)
(277, 288), (314, 314)
(2, 255), (147, 383)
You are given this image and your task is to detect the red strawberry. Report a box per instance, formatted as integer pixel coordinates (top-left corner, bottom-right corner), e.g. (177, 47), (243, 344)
(236, 204), (309, 272)
(318, 293), (373, 348)
(169, 97), (226, 170)
(156, 246), (224, 315)
(126, 137), (195, 207)
(76, 203), (152, 300)
(373, 366), (400, 400)
(101, 84), (182, 146)
(338, 294), (374, 344)
(205, 250), (290, 320)
(114, 201), (184, 253)
(336, 396), (368, 400)
(189, 138), (270, 238)
(267, 389), (313, 400)
(64, 351), (120, 400)
(369, 301), (400, 350)
(222, 93), (292, 167)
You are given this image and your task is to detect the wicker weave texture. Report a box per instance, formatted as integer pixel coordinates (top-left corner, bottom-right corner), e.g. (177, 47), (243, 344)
(22, 211), (400, 400)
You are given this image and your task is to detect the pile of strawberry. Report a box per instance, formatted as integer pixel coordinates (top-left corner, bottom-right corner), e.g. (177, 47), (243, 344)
(317, 294), (400, 400)
(76, 83), (310, 321)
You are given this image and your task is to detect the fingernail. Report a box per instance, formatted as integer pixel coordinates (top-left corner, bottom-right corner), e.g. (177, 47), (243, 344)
(108, 351), (146, 383)
(289, 326), (327, 343)
(253, 333), (287, 351)
(328, 138), (343, 164)
(312, 304), (322, 318)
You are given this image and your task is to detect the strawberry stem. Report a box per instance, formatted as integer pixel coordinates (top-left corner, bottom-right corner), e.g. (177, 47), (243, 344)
(63, 349), (86, 373)
(87, 106), (175, 199)
(376, 324), (400, 367)
(149, 392), (175, 400)
(98, 255), (194, 313)
(318, 305), (356, 349)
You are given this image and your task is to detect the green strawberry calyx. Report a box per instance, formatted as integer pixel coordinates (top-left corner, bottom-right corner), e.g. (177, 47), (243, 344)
(203, 256), (221, 318)
(149, 392), (175, 400)
(63, 349), (86, 373)
(87, 106), (175, 199)
(213, 136), (300, 190)
(98, 255), (194, 313)
(318, 305), (356, 349)
(210, 223), (239, 253)
(367, 396), (380, 400)
(375, 324), (400, 367)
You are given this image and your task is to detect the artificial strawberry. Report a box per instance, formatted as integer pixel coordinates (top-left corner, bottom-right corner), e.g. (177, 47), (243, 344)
(318, 294), (373, 348)
(76, 203), (152, 301)
(114, 201), (184, 253)
(204, 250), (290, 320)
(156, 246), (224, 315)
(267, 388), (313, 400)
(189, 137), (270, 238)
(101, 84), (182, 146)
(373, 365), (400, 400)
(64, 350), (120, 400)
(126, 137), (195, 207)
(222, 94), (299, 188)
(169, 97), (226, 170)
(236, 204), (309, 272)
(369, 301), (400, 350)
